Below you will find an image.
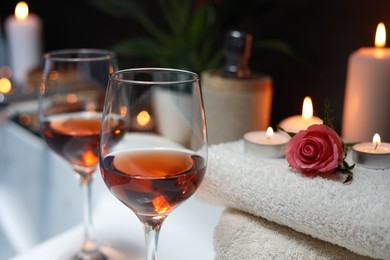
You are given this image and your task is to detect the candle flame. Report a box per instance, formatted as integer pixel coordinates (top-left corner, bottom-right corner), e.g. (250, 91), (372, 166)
(66, 93), (77, 103)
(15, 2), (29, 20)
(302, 96), (313, 120)
(120, 106), (127, 117)
(375, 23), (386, 48)
(266, 126), (274, 138)
(373, 133), (381, 149)
(137, 110), (151, 126)
(82, 150), (98, 167)
(0, 78), (12, 94)
(86, 102), (96, 112)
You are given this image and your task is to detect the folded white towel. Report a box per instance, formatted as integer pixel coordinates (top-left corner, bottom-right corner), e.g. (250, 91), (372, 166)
(197, 140), (390, 259)
(214, 208), (371, 260)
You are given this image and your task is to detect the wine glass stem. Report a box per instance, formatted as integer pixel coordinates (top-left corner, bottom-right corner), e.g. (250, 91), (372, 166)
(143, 218), (164, 260)
(80, 175), (98, 253)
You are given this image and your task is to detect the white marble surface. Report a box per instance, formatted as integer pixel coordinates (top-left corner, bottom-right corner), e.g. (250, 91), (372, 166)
(0, 121), (223, 260)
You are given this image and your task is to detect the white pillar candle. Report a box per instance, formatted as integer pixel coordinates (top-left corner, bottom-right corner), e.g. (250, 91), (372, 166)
(342, 23), (390, 143)
(278, 96), (323, 134)
(5, 2), (42, 87)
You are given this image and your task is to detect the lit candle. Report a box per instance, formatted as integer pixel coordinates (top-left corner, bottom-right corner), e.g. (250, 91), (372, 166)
(5, 1), (42, 87)
(352, 133), (390, 169)
(342, 22), (390, 143)
(244, 126), (289, 158)
(278, 96), (323, 134)
(0, 78), (12, 94)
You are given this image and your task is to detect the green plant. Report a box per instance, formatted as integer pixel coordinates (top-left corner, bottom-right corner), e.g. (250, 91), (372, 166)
(89, 0), (305, 74)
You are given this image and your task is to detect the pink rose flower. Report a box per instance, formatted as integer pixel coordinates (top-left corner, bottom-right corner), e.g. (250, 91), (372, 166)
(284, 124), (344, 175)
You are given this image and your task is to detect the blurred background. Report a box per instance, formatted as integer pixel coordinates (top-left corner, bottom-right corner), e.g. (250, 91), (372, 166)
(1, 0), (390, 133)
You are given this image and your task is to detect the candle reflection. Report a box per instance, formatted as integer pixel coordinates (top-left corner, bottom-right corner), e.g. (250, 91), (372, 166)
(137, 110), (151, 126)
(132, 110), (154, 131)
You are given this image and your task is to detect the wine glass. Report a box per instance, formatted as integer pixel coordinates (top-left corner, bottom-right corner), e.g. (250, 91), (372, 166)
(99, 68), (208, 260)
(38, 49), (117, 260)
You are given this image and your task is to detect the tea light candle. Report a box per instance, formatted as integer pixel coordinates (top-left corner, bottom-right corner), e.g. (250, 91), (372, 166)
(244, 127), (289, 158)
(5, 1), (42, 87)
(352, 133), (390, 169)
(279, 96), (323, 134)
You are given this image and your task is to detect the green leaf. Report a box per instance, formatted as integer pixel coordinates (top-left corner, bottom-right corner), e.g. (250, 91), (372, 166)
(157, 0), (185, 36)
(88, 0), (143, 19)
(203, 48), (224, 71)
(89, 0), (168, 43)
(256, 39), (297, 57)
(337, 160), (354, 183)
(343, 171), (353, 184)
(89, 0), (308, 74)
(171, 0), (191, 32)
(255, 38), (318, 73)
(319, 99), (334, 129)
(188, 6), (215, 48)
(112, 37), (161, 60)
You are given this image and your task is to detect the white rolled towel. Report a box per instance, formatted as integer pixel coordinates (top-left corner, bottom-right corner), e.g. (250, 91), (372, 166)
(197, 141), (390, 259)
(215, 208), (371, 260)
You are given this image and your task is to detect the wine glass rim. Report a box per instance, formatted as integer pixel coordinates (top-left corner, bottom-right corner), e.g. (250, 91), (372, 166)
(110, 68), (199, 84)
(44, 48), (116, 62)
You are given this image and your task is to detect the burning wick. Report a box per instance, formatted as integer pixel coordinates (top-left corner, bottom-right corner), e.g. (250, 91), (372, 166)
(266, 126), (274, 140)
(302, 96), (313, 120)
(373, 133), (381, 150)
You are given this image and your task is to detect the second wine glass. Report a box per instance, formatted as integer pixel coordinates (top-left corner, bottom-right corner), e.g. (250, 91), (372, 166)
(39, 49), (117, 260)
(99, 68), (208, 260)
